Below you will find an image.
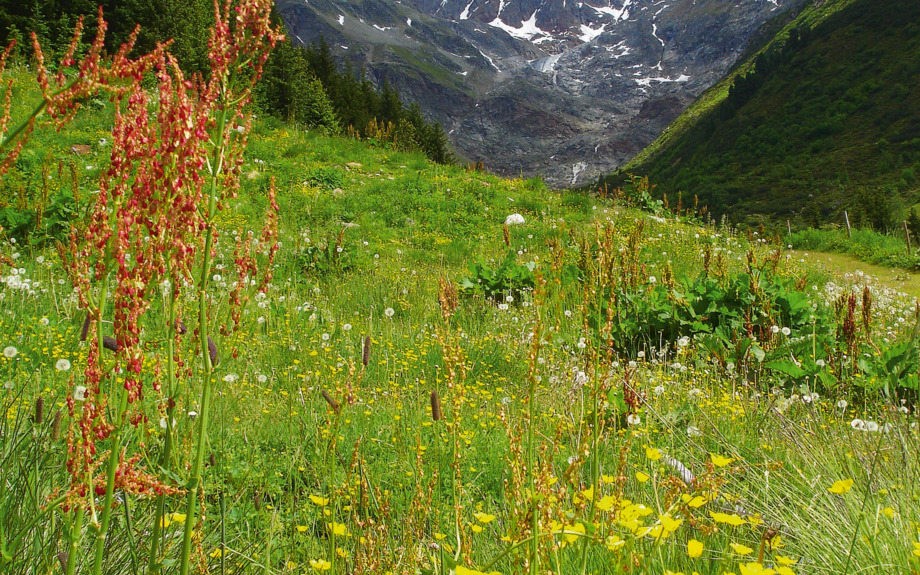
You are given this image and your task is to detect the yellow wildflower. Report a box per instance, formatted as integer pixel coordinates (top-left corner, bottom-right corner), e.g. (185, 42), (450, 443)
(309, 495), (329, 506)
(605, 534), (625, 551)
(473, 511), (496, 523)
(828, 479), (854, 494)
(710, 511), (746, 526)
(710, 453), (733, 467)
(596, 495), (618, 512)
(730, 542), (754, 555)
(687, 538), (704, 558)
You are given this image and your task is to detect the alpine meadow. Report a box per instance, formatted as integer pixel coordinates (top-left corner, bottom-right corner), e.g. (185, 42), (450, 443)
(1, 1), (919, 575)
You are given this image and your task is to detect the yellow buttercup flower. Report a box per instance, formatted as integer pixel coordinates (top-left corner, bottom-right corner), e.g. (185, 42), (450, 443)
(710, 453), (733, 467)
(596, 495), (618, 512)
(646, 447), (662, 461)
(309, 494), (329, 506)
(473, 511), (496, 523)
(605, 534), (625, 551)
(828, 479), (854, 494)
(660, 513), (683, 533)
(636, 471), (650, 483)
(687, 538), (704, 558)
(738, 562), (775, 575)
(309, 558), (331, 571)
(730, 542), (754, 555)
(710, 511), (746, 526)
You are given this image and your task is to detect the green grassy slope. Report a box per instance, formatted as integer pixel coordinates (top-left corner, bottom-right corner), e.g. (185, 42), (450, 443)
(620, 0), (920, 229)
(4, 62), (920, 575)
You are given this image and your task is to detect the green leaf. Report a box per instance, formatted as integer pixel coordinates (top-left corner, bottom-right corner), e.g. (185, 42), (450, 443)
(765, 359), (807, 378)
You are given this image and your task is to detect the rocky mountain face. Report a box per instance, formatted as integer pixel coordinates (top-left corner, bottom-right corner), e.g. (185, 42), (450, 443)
(276, 0), (806, 186)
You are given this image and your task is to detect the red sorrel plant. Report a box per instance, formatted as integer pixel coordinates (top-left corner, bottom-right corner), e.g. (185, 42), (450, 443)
(0, 9), (162, 178)
(0, 2), (282, 575)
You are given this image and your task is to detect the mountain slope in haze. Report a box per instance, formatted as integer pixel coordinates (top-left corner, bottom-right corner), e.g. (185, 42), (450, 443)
(275, 0), (805, 187)
(621, 0), (920, 229)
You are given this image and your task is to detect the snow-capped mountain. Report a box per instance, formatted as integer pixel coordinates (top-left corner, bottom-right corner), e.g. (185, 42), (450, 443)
(276, 0), (805, 186)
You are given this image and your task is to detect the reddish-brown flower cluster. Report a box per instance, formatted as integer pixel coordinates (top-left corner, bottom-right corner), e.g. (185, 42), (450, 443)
(63, 345), (112, 507)
(229, 178), (280, 329)
(0, 9), (166, 178)
(55, 0), (283, 511)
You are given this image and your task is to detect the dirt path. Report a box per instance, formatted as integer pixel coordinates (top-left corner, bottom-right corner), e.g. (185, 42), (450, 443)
(796, 250), (920, 299)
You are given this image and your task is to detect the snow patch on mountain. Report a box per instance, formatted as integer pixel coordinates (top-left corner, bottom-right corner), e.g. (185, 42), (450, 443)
(651, 23), (665, 46)
(460, 1), (474, 20)
(530, 52), (563, 73)
(579, 23), (607, 42)
(589, 0), (631, 21)
(489, 10), (548, 42)
(634, 73), (689, 86)
(478, 49), (500, 71)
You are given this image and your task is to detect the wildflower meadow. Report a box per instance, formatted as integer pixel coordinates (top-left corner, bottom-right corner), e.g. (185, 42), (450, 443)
(1, 2), (919, 574)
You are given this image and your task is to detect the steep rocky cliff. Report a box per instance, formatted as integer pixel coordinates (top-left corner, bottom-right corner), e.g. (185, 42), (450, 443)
(276, 0), (805, 186)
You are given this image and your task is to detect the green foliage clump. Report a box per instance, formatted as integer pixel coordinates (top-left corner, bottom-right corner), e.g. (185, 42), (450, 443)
(295, 231), (355, 277)
(459, 249), (536, 302)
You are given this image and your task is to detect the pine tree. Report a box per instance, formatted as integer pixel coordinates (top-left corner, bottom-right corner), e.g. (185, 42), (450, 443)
(908, 208), (920, 242)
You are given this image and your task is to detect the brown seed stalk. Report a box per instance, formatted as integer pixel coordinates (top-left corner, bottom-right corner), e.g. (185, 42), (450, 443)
(51, 410), (62, 441)
(102, 336), (118, 352)
(430, 390), (442, 421)
(208, 336), (219, 366)
(80, 312), (91, 341)
(34, 396), (44, 425)
(321, 389), (340, 414)
(362, 335), (371, 367)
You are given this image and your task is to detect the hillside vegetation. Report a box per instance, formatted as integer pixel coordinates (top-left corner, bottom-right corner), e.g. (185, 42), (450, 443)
(618, 0), (920, 230)
(2, 3), (920, 575)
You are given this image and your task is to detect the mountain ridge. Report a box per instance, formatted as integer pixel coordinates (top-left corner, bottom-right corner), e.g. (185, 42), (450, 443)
(619, 0), (920, 229)
(276, 0), (806, 186)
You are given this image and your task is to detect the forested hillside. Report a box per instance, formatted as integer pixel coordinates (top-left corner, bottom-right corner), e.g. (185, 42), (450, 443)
(615, 0), (920, 231)
(0, 0), (453, 163)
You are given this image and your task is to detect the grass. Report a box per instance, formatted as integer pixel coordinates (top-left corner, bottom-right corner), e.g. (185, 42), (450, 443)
(2, 64), (920, 575)
(789, 227), (920, 273)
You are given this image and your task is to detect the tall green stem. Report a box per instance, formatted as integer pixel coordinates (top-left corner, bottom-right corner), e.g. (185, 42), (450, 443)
(64, 508), (84, 575)
(527, 301), (543, 575)
(89, 273), (121, 575)
(179, 90), (230, 575)
(148, 294), (179, 574)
